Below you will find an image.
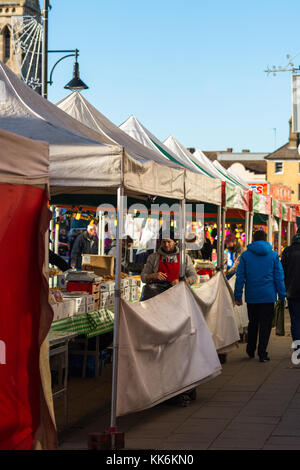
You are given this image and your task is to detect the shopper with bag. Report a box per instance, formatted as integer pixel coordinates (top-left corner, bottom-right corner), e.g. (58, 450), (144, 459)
(234, 230), (286, 362)
(281, 229), (300, 348)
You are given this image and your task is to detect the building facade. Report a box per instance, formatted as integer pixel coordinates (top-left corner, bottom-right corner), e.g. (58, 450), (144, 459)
(265, 118), (300, 204)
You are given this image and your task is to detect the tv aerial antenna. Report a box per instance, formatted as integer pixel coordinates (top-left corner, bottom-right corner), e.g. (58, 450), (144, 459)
(265, 52), (300, 76)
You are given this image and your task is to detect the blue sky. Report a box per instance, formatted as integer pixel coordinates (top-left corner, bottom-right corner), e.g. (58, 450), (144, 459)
(46, 0), (300, 153)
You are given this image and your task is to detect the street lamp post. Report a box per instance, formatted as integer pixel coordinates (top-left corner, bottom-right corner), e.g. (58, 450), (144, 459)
(41, 0), (49, 98)
(41, 1), (88, 99)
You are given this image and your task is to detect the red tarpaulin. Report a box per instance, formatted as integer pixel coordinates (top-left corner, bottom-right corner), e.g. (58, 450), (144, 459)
(0, 184), (48, 450)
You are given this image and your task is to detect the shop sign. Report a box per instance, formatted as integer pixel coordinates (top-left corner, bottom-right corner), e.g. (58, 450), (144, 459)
(249, 183), (269, 195)
(270, 184), (292, 202)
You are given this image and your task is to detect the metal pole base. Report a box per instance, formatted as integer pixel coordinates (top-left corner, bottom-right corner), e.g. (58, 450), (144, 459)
(88, 429), (125, 450)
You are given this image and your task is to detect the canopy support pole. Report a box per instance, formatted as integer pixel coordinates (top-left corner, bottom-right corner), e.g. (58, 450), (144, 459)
(217, 205), (222, 270)
(268, 214), (273, 246)
(248, 212), (254, 244)
(179, 199), (186, 280)
(97, 210), (102, 255)
(54, 207), (59, 254)
(278, 218), (282, 256)
(287, 221), (291, 246)
(245, 211), (250, 247)
(110, 184), (124, 444)
(221, 208), (226, 270)
(49, 205), (54, 252)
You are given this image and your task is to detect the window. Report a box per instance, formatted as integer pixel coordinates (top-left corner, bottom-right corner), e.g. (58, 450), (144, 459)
(4, 27), (10, 60)
(275, 161), (283, 174)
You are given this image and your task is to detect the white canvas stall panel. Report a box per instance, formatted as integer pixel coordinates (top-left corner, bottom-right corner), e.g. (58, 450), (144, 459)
(116, 281), (221, 417)
(184, 169), (222, 205)
(226, 184), (250, 211)
(228, 275), (249, 332)
(0, 128), (48, 185)
(192, 272), (240, 353)
(124, 153), (184, 200)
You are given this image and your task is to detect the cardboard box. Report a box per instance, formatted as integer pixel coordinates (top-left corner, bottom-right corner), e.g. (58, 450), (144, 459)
(66, 281), (100, 295)
(130, 286), (138, 295)
(62, 293), (87, 314)
(124, 286), (130, 297)
(100, 281), (115, 292)
(93, 292), (100, 302)
(82, 255), (114, 277)
(108, 293), (114, 306)
(85, 295), (95, 306)
(86, 302), (95, 313)
(52, 302), (65, 321)
(63, 299), (76, 317)
(56, 274), (67, 289)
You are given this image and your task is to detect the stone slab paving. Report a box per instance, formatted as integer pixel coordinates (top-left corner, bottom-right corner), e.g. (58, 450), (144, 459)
(59, 313), (300, 450)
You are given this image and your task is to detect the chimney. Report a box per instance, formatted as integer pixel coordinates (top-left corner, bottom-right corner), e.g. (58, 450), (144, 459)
(226, 148), (233, 153)
(242, 149), (250, 153)
(288, 117), (298, 148)
(187, 147), (195, 154)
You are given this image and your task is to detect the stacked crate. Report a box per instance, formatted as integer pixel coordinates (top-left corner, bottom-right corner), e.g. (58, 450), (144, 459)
(66, 281), (101, 310)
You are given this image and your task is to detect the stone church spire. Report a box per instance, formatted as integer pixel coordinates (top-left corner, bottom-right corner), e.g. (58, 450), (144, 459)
(0, 1), (42, 92)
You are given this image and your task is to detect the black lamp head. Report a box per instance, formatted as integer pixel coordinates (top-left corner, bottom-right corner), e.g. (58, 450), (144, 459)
(64, 61), (88, 90)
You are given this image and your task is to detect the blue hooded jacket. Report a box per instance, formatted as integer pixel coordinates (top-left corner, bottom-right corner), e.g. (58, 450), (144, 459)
(234, 240), (286, 304)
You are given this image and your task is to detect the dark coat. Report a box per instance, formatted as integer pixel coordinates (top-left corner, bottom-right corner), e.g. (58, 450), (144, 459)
(71, 231), (98, 270)
(281, 234), (300, 299)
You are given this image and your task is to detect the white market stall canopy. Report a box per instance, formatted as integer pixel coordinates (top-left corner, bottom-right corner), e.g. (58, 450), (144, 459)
(164, 135), (222, 206)
(213, 160), (248, 190)
(164, 135), (214, 178)
(0, 63), (184, 200)
(56, 92), (181, 170)
(120, 115), (198, 171)
(191, 149), (232, 182)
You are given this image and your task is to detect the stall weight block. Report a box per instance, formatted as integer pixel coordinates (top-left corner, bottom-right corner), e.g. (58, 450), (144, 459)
(87, 430), (125, 450)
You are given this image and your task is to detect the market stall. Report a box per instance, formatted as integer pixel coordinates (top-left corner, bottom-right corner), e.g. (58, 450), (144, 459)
(252, 190), (272, 244)
(0, 128), (55, 450)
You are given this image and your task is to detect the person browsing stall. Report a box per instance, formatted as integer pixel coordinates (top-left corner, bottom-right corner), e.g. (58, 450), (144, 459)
(141, 227), (197, 300)
(70, 224), (98, 270)
(225, 232), (244, 280)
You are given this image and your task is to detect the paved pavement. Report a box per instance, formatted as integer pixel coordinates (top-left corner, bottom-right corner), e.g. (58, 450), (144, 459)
(58, 313), (300, 450)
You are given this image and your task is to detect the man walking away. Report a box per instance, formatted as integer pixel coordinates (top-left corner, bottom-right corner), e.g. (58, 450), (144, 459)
(281, 229), (300, 349)
(234, 230), (286, 362)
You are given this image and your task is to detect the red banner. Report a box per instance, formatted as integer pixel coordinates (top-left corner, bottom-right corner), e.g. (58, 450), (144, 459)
(0, 184), (47, 450)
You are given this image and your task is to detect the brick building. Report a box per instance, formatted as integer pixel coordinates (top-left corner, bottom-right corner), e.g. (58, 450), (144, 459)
(265, 118), (300, 204)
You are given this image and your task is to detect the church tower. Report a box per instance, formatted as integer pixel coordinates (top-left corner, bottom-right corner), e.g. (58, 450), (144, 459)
(0, 1), (42, 91)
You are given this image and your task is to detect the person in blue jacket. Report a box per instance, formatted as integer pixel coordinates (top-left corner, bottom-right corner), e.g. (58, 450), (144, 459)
(234, 229), (286, 362)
